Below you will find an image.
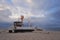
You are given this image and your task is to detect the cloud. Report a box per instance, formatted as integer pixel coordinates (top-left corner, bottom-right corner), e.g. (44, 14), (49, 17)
(0, 9), (12, 22)
(12, 0), (33, 4)
(0, 0), (53, 22)
(8, 6), (46, 20)
(0, 3), (15, 22)
(0, 4), (5, 10)
(26, 0), (32, 3)
(0, 0), (60, 29)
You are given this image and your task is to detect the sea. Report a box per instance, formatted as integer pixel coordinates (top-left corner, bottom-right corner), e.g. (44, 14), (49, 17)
(0, 23), (60, 31)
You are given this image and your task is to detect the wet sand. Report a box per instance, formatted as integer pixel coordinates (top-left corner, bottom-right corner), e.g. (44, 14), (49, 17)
(0, 30), (60, 40)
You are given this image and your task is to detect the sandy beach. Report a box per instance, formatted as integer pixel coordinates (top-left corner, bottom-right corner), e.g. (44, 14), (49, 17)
(0, 30), (60, 40)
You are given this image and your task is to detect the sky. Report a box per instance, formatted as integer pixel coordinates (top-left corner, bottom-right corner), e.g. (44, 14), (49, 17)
(0, 0), (60, 30)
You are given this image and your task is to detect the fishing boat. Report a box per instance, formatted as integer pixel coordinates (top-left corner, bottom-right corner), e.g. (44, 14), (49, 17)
(9, 15), (35, 33)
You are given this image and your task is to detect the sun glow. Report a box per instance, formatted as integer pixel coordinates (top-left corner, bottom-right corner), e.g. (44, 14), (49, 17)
(26, 0), (32, 4)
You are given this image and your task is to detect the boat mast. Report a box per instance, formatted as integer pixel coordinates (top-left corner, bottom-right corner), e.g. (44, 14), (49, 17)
(26, 13), (32, 27)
